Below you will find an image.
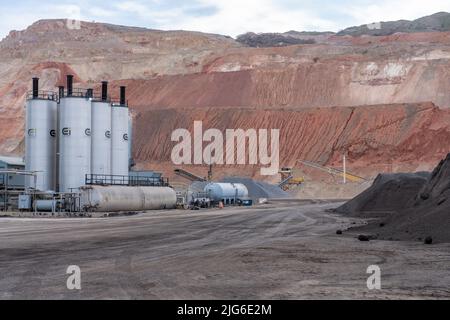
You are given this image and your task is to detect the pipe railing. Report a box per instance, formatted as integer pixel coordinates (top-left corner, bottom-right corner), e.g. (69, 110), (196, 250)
(110, 100), (129, 107)
(91, 94), (112, 103)
(62, 88), (92, 98)
(85, 174), (169, 187)
(26, 90), (58, 101)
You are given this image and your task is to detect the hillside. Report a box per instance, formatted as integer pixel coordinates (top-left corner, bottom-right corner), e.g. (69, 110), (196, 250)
(236, 12), (450, 47)
(236, 31), (333, 47)
(338, 12), (450, 36)
(1, 18), (450, 184)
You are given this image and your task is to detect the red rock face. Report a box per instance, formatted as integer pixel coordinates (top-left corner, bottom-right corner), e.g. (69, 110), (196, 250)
(1, 19), (450, 182)
(131, 103), (450, 181)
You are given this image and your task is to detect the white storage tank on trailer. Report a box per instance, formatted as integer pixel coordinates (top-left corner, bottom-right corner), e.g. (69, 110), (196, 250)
(91, 81), (112, 176)
(25, 78), (57, 191)
(111, 86), (130, 177)
(59, 75), (92, 193)
(80, 186), (177, 212)
(204, 183), (249, 204)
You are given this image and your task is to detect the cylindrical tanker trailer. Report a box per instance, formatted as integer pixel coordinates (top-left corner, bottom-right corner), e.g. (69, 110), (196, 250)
(80, 186), (177, 212)
(204, 183), (249, 205)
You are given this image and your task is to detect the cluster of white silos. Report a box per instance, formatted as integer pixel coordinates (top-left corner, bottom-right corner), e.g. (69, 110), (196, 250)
(25, 75), (131, 193)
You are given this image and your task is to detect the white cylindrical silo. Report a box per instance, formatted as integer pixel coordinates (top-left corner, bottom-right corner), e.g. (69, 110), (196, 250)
(111, 106), (129, 177)
(59, 95), (92, 193)
(91, 100), (111, 175)
(25, 86), (58, 191)
(111, 86), (130, 178)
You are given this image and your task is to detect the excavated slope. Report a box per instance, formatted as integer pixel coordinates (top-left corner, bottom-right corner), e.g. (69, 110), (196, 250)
(131, 103), (450, 180)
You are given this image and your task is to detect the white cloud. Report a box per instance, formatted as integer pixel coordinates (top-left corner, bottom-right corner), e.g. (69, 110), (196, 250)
(0, 4), (84, 40)
(342, 0), (450, 26)
(88, 6), (118, 18)
(149, 0), (339, 36)
(114, 1), (186, 25)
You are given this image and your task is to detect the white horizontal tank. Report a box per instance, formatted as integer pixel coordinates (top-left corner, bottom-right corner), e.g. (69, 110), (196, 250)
(80, 186), (177, 212)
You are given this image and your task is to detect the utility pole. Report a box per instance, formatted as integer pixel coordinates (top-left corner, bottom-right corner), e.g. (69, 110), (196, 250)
(343, 153), (347, 184)
(208, 164), (213, 182)
(208, 153), (213, 182)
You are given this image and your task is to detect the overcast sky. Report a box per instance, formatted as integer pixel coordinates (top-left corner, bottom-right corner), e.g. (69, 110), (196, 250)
(1, 0), (450, 39)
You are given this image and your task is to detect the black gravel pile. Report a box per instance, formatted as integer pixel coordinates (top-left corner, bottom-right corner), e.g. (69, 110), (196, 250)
(336, 172), (430, 217)
(339, 154), (450, 243)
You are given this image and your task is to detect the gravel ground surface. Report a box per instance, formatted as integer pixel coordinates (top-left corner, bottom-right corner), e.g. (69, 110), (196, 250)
(0, 202), (449, 300)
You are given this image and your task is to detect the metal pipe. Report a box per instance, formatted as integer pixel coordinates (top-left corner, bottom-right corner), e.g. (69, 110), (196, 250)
(0, 170), (39, 176)
(67, 75), (73, 96)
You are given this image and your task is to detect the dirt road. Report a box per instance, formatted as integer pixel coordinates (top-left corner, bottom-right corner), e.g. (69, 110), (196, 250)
(0, 202), (449, 299)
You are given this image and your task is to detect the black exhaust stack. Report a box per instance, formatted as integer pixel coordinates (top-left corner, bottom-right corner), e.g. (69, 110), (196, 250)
(59, 86), (65, 99)
(120, 86), (126, 106)
(32, 77), (39, 99)
(67, 75), (73, 96)
(102, 81), (108, 101)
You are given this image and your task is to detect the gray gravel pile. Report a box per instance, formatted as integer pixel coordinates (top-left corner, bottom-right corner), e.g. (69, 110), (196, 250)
(189, 181), (209, 193)
(221, 177), (290, 201)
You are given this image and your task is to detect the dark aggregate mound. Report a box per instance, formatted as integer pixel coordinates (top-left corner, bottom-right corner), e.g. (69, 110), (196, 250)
(336, 172), (430, 217)
(341, 153), (450, 243)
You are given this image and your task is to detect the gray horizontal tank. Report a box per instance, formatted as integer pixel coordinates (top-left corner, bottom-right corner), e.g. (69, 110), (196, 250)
(25, 78), (57, 191)
(34, 199), (63, 212)
(204, 183), (249, 202)
(80, 186), (177, 212)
